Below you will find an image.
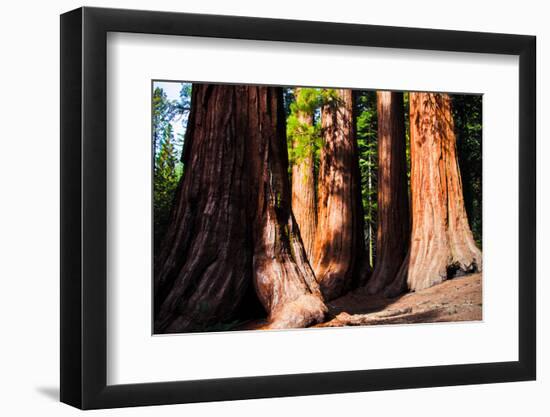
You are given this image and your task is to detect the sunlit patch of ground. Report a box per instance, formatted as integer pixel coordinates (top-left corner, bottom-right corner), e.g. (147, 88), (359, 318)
(317, 273), (482, 327)
(237, 273), (482, 330)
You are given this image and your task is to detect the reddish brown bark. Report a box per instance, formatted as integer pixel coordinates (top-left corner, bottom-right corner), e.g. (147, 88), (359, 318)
(312, 89), (365, 300)
(365, 91), (410, 294)
(385, 93), (482, 297)
(154, 85), (326, 333)
(291, 88), (317, 262)
(247, 86), (326, 329)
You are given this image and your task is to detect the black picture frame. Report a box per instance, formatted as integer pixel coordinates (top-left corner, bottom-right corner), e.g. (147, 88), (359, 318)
(60, 6), (536, 410)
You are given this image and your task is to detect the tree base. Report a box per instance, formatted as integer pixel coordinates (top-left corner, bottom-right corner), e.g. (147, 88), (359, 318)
(265, 294), (327, 329)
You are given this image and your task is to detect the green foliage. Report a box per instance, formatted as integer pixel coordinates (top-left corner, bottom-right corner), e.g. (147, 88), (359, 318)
(287, 114), (321, 164)
(319, 88), (340, 105)
(152, 87), (173, 155)
(286, 88), (323, 167)
(153, 124), (181, 255)
(178, 83), (192, 108)
(153, 84), (191, 257)
(282, 88), (295, 118)
(153, 84), (191, 160)
(152, 83), (482, 270)
(356, 91), (378, 267)
(452, 94), (483, 247)
(294, 88), (322, 113)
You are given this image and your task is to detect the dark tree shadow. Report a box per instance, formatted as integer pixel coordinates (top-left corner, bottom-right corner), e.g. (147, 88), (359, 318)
(326, 288), (406, 318)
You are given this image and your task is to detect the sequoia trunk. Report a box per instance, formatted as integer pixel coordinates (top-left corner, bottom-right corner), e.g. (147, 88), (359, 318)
(365, 92), (410, 294)
(313, 89), (365, 300)
(385, 93), (481, 297)
(248, 87), (326, 329)
(154, 84), (326, 333)
(291, 88), (317, 261)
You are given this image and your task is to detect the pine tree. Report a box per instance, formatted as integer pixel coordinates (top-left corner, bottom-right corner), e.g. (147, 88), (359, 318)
(356, 91), (378, 268)
(452, 95), (482, 247)
(152, 87), (173, 156)
(153, 124), (179, 255)
(287, 87), (321, 261)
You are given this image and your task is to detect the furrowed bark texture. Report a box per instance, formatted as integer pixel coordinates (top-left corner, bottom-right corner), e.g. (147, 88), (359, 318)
(246, 86), (326, 329)
(154, 84), (326, 333)
(313, 89), (365, 300)
(366, 92), (410, 295)
(291, 88), (317, 262)
(154, 85), (252, 333)
(386, 93), (482, 297)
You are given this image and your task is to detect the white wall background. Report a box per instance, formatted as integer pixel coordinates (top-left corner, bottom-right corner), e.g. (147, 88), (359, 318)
(0, 0), (545, 415)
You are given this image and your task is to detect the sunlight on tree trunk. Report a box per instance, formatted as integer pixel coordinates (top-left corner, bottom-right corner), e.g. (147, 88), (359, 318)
(313, 89), (365, 300)
(290, 88), (317, 262)
(365, 91), (410, 295)
(247, 86), (326, 329)
(154, 84), (326, 333)
(385, 92), (482, 297)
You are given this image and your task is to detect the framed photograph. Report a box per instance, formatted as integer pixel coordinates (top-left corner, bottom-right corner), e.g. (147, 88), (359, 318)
(60, 6), (536, 409)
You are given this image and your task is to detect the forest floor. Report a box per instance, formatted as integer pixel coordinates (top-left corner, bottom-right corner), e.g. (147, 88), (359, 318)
(238, 273), (482, 330)
(316, 272), (482, 327)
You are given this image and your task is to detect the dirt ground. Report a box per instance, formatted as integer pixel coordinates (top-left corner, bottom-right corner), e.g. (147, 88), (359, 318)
(317, 272), (482, 327)
(238, 273), (482, 330)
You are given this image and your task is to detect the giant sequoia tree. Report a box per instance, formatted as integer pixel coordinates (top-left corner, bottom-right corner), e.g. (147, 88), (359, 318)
(365, 91), (410, 294)
(312, 89), (365, 300)
(385, 92), (481, 296)
(154, 84), (326, 333)
(288, 87), (318, 261)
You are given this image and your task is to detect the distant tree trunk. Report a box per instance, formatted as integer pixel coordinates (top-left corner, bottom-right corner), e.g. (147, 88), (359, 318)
(385, 93), (481, 297)
(154, 84), (326, 333)
(365, 92), (410, 294)
(313, 89), (365, 300)
(291, 88), (317, 261)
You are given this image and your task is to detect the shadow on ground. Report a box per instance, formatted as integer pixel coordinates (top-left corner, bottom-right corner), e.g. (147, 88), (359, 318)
(36, 386), (59, 401)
